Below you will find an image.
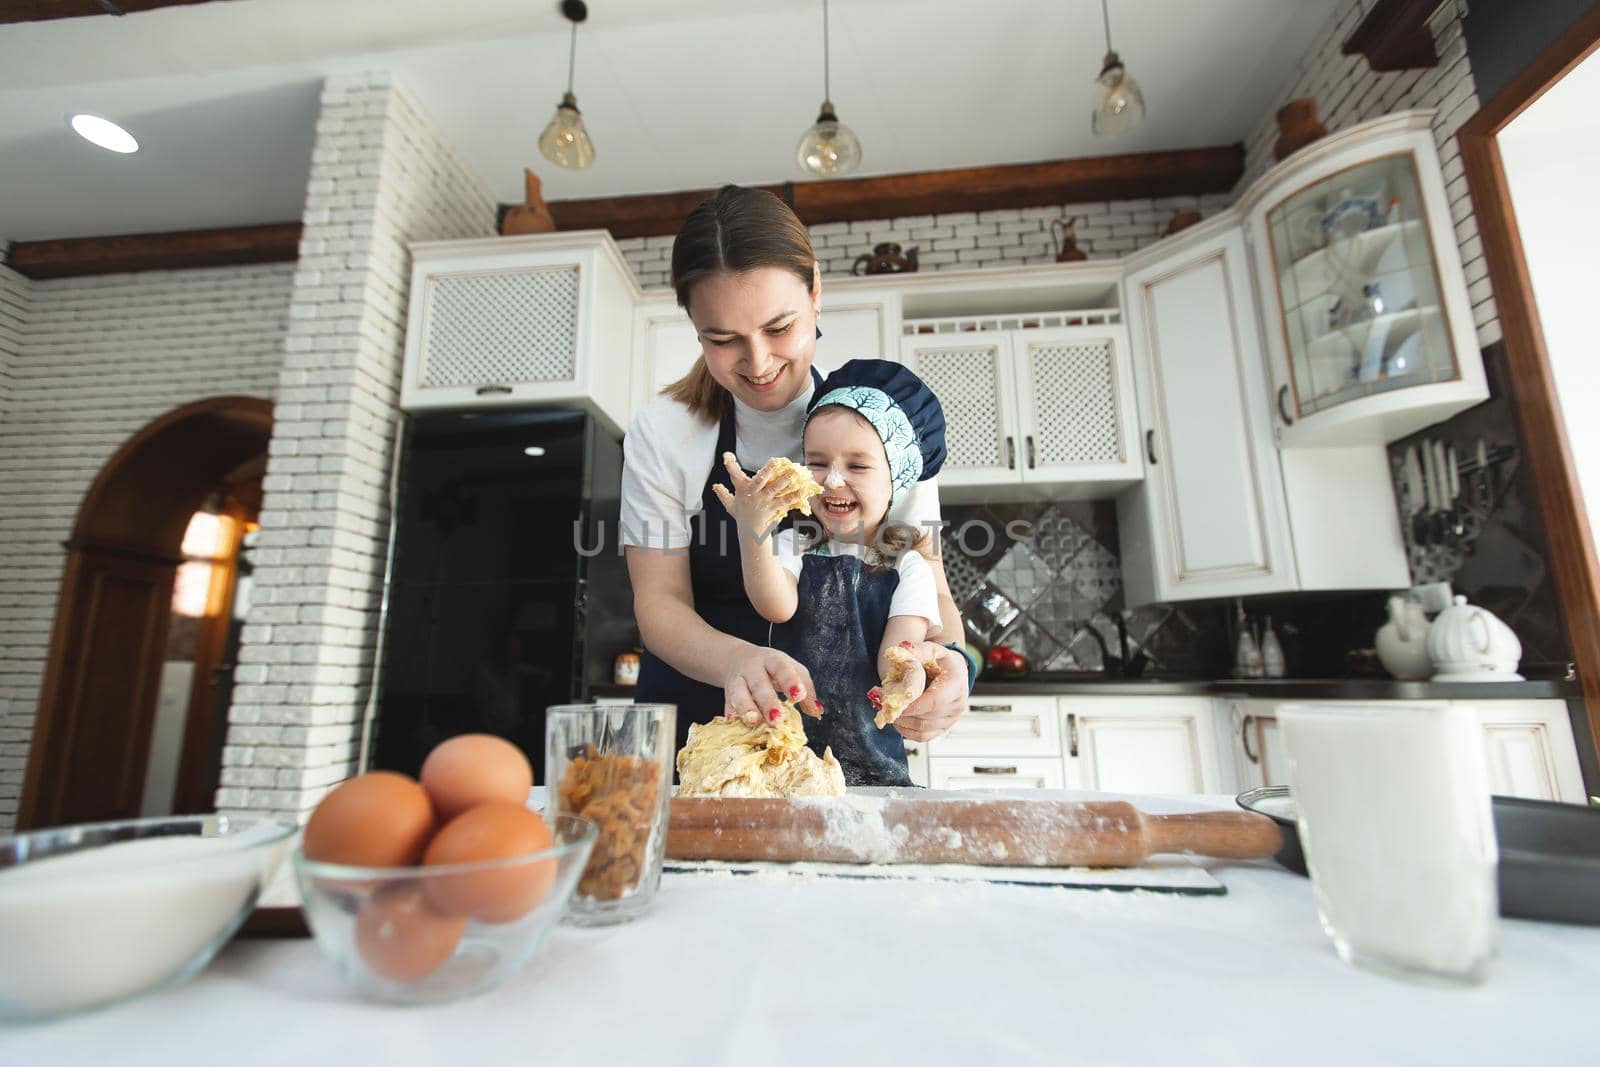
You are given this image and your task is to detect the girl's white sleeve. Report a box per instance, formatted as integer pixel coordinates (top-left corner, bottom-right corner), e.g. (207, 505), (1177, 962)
(772, 528), (806, 580)
(889, 551), (943, 638)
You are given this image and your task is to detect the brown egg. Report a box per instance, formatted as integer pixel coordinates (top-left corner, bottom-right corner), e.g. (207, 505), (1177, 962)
(420, 734), (535, 822)
(421, 803), (556, 923)
(354, 882), (468, 982)
(303, 772), (435, 867)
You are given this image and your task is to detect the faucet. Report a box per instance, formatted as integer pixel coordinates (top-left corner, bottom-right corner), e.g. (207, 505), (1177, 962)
(1084, 615), (1149, 679)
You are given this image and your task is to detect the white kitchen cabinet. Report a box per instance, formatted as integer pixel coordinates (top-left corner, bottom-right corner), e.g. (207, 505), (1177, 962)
(901, 739), (930, 788)
(1241, 110), (1488, 446)
(899, 319), (1141, 498)
(1226, 699), (1289, 792)
(1061, 697), (1224, 795)
(1119, 221), (1410, 604)
(1119, 225), (1298, 603)
(631, 287), (900, 417)
(1463, 700), (1587, 803)
(929, 757), (1064, 790)
(400, 232), (640, 435)
(926, 695), (1060, 759)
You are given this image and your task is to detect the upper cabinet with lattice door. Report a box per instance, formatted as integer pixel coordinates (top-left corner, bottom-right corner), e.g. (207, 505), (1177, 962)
(400, 232), (640, 435)
(898, 309), (1143, 499)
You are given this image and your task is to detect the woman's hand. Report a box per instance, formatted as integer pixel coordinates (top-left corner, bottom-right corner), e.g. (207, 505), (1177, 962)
(722, 647), (823, 725)
(711, 454), (813, 539)
(893, 642), (969, 742)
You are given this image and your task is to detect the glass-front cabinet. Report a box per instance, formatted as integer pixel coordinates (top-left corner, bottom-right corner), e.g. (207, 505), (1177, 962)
(1244, 111), (1487, 446)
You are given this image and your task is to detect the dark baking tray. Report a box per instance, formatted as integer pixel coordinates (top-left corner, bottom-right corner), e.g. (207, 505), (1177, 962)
(1236, 786), (1600, 926)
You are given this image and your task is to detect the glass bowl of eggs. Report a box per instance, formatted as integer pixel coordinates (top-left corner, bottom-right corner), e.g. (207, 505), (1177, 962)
(291, 735), (596, 1005)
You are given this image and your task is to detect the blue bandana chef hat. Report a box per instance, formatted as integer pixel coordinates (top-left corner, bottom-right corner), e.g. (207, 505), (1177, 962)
(806, 359), (947, 509)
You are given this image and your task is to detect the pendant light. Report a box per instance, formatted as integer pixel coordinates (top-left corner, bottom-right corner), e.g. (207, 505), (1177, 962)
(795, 0), (862, 177)
(539, 0), (597, 170)
(1091, 0), (1146, 136)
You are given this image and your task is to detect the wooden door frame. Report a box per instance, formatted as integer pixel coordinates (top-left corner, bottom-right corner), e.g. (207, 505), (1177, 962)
(1457, 5), (1600, 757)
(16, 396), (272, 829)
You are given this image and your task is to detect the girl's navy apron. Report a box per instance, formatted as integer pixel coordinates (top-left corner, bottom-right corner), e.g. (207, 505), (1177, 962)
(633, 368), (823, 759)
(773, 551), (913, 787)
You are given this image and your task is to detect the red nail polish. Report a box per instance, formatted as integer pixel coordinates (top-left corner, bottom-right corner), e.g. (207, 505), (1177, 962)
(768, 707), (781, 722)
(788, 685), (801, 698)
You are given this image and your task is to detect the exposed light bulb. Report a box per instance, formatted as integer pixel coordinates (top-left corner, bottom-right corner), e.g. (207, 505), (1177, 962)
(796, 104), (862, 177)
(538, 92), (596, 170)
(1091, 52), (1146, 136)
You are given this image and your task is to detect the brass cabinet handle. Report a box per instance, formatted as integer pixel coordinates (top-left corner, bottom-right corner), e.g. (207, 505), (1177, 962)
(1026, 435), (1037, 468)
(1006, 437), (1017, 469)
(1241, 715), (1259, 764)
(904, 746), (920, 757)
(971, 704), (1012, 714)
(973, 765), (1018, 775)
(1277, 384), (1294, 426)
(1145, 429), (1157, 465)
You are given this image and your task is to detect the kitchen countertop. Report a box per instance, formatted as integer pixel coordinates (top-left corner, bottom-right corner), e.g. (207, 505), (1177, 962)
(9, 793), (1595, 1065)
(970, 676), (1584, 700)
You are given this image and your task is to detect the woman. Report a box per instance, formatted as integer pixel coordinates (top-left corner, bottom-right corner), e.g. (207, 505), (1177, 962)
(621, 184), (969, 756)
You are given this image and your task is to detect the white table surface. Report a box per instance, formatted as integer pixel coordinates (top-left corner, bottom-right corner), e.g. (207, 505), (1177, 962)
(5, 793), (1596, 1066)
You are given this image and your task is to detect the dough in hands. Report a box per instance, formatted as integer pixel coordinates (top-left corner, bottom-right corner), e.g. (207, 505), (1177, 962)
(711, 454), (824, 534)
(676, 701), (845, 797)
(867, 642), (937, 729)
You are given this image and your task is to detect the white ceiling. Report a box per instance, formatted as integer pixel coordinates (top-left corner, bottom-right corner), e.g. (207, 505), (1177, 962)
(0, 0), (1341, 243)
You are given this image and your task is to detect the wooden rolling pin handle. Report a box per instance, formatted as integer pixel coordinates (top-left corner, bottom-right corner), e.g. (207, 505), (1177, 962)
(1141, 810), (1283, 860)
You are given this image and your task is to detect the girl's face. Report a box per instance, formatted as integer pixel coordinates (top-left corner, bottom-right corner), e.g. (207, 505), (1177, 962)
(803, 406), (893, 540)
(686, 266), (821, 412)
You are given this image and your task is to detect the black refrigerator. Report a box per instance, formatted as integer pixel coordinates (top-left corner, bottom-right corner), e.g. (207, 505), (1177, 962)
(371, 408), (630, 783)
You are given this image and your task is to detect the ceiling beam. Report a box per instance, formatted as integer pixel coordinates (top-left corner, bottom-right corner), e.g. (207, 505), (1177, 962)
(1342, 0), (1443, 72)
(7, 222), (302, 279)
(544, 145), (1245, 239)
(0, 1), (225, 26)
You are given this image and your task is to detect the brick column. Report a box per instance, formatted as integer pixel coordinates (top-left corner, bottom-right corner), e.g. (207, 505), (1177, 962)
(216, 73), (497, 822)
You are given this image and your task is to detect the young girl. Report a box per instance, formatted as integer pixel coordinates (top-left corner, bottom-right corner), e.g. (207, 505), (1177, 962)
(714, 359), (947, 786)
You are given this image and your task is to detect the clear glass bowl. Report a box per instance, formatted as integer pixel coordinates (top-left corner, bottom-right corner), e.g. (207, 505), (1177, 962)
(291, 813), (596, 1005)
(0, 813), (296, 1022)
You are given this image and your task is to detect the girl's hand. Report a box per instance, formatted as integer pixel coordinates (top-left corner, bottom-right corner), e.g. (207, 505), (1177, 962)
(893, 642), (969, 742)
(710, 454), (814, 539)
(722, 647), (823, 725)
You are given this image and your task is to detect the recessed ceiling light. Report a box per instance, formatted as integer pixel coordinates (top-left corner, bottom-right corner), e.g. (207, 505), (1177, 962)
(68, 113), (139, 154)
(523, 446), (546, 457)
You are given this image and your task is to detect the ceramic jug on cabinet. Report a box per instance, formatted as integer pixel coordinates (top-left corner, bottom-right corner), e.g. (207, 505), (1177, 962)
(1375, 595), (1431, 680)
(1427, 595), (1523, 681)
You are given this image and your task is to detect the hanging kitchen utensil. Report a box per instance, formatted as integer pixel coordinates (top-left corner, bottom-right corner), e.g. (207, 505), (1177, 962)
(1476, 438), (1492, 511)
(1447, 444), (1466, 539)
(1418, 440), (1438, 546)
(1431, 439), (1452, 546)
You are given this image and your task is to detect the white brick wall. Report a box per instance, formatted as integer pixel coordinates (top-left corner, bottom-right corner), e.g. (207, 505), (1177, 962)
(0, 261), (294, 828)
(0, 261), (24, 422)
(215, 73), (497, 823)
(614, 193), (1235, 291)
(1237, 0), (1498, 346)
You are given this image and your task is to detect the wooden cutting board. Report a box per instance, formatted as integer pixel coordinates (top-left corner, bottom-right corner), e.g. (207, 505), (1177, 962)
(667, 795), (1282, 868)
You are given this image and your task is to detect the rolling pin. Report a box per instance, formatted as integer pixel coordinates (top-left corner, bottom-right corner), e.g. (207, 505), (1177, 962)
(667, 796), (1282, 867)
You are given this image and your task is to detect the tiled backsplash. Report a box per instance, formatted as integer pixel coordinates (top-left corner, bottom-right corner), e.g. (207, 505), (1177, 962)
(939, 500), (1227, 677)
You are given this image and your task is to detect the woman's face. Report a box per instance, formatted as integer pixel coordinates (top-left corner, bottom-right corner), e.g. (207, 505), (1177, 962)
(686, 265), (821, 412)
(804, 406), (892, 541)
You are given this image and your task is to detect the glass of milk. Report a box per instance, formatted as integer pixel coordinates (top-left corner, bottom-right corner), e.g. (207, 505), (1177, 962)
(1278, 702), (1498, 984)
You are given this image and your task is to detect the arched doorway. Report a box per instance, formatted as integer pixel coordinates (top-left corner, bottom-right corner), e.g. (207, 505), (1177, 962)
(15, 396), (272, 830)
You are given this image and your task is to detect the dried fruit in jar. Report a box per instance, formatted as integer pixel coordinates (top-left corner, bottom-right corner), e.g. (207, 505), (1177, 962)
(556, 749), (661, 902)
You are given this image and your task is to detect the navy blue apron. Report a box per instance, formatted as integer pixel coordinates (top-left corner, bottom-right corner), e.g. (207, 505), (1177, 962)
(634, 368), (823, 759)
(774, 552), (913, 787)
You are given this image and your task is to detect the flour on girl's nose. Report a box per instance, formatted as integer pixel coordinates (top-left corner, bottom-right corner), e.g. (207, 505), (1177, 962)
(823, 466), (847, 488)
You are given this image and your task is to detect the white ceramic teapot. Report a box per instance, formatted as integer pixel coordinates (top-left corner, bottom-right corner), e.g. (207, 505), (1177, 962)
(1375, 595), (1431, 680)
(1426, 595), (1524, 681)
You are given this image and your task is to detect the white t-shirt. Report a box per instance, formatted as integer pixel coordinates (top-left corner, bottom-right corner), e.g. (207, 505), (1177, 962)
(769, 529), (943, 639)
(620, 383), (943, 551)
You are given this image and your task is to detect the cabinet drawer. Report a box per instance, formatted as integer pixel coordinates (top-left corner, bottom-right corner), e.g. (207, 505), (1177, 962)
(928, 696), (1061, 758)
(928, 757), (1064, 791)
